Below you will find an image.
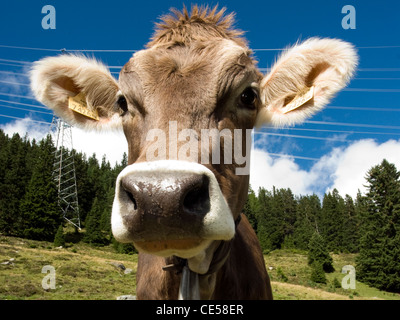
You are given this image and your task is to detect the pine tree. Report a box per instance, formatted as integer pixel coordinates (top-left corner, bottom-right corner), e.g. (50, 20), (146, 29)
(293, 194), (321, 250)
(256, 187), (274, 252)
(357, 159), (400, 292)
(242, 185), (259, 231)
(310, 261), (327, 284)
(0, 129), (8, 185)
(83, 197), (109, 245)
(319, 189), (345, 251)
(308, 231), (334, 273)
(256, 187), (297, 251)
(53, 224), (66, 247)
(73, 151), (91, 221)
(0, 133), (30, 235)
(274, 187), (297, 242)
(0, 130), (10, 233)
(100, 186), (115, 234)
(342, 195), (359, 252)
(87, 154), (102, 203)
(19, 135), (61, 241)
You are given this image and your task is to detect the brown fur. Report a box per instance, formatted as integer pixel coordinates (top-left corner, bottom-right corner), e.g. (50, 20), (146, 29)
(30, 5), (357, 301)
(121, 7), (271, 299)
(148, 5), (247, 48)
(136, 215), (272, 299)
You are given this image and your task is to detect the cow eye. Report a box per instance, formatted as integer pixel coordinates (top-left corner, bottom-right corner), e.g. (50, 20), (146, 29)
(240, 87), (258, 109)
(117, 95), (128, 113)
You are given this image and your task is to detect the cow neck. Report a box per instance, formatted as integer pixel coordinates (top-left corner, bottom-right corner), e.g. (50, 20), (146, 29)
(162, 214), (242, 300)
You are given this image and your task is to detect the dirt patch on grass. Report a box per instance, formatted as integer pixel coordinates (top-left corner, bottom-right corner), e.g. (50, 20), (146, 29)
(271, 281), (382, 300)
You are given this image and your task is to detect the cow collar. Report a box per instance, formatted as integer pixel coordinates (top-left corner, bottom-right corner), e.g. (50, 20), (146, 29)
(162, 214), (242, 300)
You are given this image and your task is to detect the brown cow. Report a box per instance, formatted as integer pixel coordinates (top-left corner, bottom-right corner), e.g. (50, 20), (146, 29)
(30, 6), (357, 299)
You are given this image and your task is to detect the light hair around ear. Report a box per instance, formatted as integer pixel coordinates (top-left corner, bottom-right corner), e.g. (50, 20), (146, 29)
(30, 54), (122, 131)
(256, 38), (358, 127)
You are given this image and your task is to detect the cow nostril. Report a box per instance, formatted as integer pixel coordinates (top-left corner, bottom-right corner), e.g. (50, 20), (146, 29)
(126, 190), (138, 210)
(183, 175), (210, 216)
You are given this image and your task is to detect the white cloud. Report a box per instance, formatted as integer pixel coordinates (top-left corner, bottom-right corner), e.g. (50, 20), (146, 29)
(0, 117), (49, 141)
(326, 139), (400, 197)
(250, 139), (400, 199)
(0, 117), (128, 165)
(0, 68), (31, 96)
(3, 117), (400, 199)
(250, 149), (312, 195)
(71, 127), (127, 165)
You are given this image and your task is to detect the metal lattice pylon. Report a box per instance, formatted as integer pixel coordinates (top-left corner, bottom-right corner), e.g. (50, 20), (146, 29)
(49, 115), (81, 229)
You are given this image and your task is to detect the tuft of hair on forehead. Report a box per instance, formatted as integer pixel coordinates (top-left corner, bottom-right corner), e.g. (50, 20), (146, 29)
(147, 5), (247, 48)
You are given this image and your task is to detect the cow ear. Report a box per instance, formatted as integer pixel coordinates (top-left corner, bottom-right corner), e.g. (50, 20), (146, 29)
(256, 38), (358, 127)
(30, 54), (121, 130)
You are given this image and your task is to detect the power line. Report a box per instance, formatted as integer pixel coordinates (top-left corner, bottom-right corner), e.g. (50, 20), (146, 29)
(0, 70), (29, 77)
(0, 99), (48, 110)
(0, 62), (27, 68)
(343, 88), (400, 93)
(3, 62), (400, 74)
(0, 58), (31, 65)
(254, 45), (400, 51)
(254, 131), (349, 142)
(3, 70), (400, 81)
(282, 126), (400, 136)
(326, 106), (400, 112)
(258, 67), (400, 73)
(0, 104), (53, 115)
(0, 80), (30, 86)
(0, 44), (61, 52)
(1, 43), (400, 52)
(358, 68), (400, 72)
(355, 78), (400, 80)
(0, 92), (35, 99)
(266, 152), (319, 161)
(0, 113), (51, 125)
(1, 92), (399, 128)
(0, 44), (137, 53)
(1, 54), (400, 78)
(68, 49), (136, 53)
(305, 120), (400, 130)
(1, 104), (398, 137)
(1, 90), (399, 113)
(356, 45), (400, 49)
(0, 113), (394, 163)
(252, 48), (284, 52)
(3, 77), (399, 94)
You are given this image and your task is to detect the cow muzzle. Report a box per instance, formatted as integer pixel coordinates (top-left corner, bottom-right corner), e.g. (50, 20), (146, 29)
(112, 160), (235, 258)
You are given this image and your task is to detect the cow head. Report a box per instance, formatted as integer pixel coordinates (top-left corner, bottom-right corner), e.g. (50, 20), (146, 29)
(30, 6), (357, 274)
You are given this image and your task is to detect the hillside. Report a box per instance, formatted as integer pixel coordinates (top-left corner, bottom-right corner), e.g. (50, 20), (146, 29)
(1, 235), (399, 300)
(0, 235), (137, 300)
(265, 249), (400, 300)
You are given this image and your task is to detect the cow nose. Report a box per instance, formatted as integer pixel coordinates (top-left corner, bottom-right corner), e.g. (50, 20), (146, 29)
(182, 174), (210, 216)
(112, 160), (235, 252)
(121, 173), (210, 218)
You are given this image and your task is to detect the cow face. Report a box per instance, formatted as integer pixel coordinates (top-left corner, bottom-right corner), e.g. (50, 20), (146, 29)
(112, 39), (261, 258)
(30, 7), (357, 266)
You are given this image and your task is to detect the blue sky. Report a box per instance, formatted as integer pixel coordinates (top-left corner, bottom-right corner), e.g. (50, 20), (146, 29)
(0, 0), (399, 198)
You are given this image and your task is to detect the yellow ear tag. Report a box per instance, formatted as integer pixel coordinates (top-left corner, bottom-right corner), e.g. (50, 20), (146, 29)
(68, 92), (100, 121)
(281, 86), (314, 114)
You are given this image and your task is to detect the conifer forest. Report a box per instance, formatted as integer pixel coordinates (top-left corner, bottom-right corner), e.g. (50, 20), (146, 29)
(0, 129), (399, 293)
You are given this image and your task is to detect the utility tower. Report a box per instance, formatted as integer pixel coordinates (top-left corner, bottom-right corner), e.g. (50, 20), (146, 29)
(50, 115), (81, 229)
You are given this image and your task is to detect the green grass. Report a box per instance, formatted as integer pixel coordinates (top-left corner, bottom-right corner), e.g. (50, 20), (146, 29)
(264, 249), (400, 300)
(0, 235), (137, 300)
(1, 235), (399, 300)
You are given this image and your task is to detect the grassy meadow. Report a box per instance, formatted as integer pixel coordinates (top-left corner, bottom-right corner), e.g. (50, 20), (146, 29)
(1, 235), (399, 300)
